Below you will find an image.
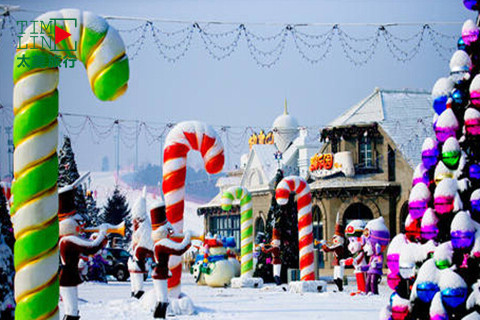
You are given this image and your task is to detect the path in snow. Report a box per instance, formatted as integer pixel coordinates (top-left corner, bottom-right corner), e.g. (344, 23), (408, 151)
(68, 274), (389, 320)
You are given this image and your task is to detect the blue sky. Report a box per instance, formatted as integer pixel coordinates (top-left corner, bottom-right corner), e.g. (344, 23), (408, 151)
(0, 0), (473, 174)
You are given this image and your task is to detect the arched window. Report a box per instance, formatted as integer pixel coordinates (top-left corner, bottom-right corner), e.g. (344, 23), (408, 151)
(312, 205), (323, 241)
(255, 216), (265, 238)
(342, 203), (374, 226)
(399, 201), (409, 233)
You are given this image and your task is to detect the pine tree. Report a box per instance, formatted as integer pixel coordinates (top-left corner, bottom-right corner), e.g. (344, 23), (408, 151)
(0, 188), (15, 318)
(102, 187), (132, 241)
(253, 169), (283, 282)
(85, 190), (101, 227)
(58, 136), (88, 223)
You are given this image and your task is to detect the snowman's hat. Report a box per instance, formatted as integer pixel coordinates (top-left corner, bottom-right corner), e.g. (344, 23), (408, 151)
(150, 196), (167, 230)
(58, 171), (90, 221)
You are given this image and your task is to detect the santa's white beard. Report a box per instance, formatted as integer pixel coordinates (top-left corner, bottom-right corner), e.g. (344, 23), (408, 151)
(60, 286), (79, 316)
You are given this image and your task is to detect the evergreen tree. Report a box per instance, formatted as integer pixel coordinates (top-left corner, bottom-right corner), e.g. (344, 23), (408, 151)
(278, 191), (299, 283)
(58, 136), (88, 223)
(0, 188), (15, 318)
(102, 187), (132, 241)
(85, 190), (101, 227)
(253, 169), (283, 282)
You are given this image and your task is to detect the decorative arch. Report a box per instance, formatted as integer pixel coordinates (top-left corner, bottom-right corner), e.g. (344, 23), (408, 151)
(338, 196), (381, 225)
(312, 204), (324, 241)
(254, 215), (265, 238)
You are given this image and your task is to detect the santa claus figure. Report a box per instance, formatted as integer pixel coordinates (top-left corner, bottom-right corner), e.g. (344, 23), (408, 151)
(128, 187), (153, 299)
(321, 215), (345, 292)
(150, 199), (191, 319)
(59, 184), (108, 320)
(343, 220), (367, 295)
(261, 228), (282, 285)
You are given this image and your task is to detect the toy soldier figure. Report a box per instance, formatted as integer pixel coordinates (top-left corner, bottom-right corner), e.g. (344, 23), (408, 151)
(59, 181), (108, 320)
(128, 187), (153, 299)
(261, 228), (282, 285)
(151, 199), (191, 319)
(321, 215), (345, 292)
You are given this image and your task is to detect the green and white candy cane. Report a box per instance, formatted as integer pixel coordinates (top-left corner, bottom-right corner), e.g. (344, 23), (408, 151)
(221, 186), (253, 277)
(12, 9), (129, 320)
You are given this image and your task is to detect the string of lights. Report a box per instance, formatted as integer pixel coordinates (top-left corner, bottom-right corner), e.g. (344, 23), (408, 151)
(1, 5), (460, 67)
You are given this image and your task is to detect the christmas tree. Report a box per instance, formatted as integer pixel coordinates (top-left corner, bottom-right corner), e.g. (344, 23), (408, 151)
(383, 3), (480, 318)
(58, 136), (88, 223)
(85, 190), (101, 227)
(102, 187), (132, 241)
(0, 187), (14, 318)
(278, 190), (299, 283)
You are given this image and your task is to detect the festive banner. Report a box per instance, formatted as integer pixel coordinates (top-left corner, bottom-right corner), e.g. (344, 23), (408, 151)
(309, 151), (355, 178)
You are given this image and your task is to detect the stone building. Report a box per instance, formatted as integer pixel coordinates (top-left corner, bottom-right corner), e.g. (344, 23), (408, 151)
(198, 88), (433, 268)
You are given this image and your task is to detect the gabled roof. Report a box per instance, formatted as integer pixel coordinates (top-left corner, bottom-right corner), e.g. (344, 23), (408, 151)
(329, 88), (433, 167)
(240, 143), (299, 191)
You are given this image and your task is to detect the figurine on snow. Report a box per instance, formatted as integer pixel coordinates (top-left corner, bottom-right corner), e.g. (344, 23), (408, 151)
(342, 220), (367, 295)
(321, 214), (345, 292)
(362, 217), (390, 295)
(150, 199), (192, 319)
(59, 173), (108, 320)
(261, 228), (282, 285)
(128, 186), (153, 299)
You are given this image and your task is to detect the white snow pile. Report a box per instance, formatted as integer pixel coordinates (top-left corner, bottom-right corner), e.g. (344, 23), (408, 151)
(450, 50), (472, 73)
(443, 137), (460, 153)
(434, 178), (458, 198)
(431, 77), (455, 99)
(421, 208), (439, 227)
(433, 241), (453, 265)
(451, 211), (475, 232)
(231, 276), (264, 288)
(436, 109), (459, 130)
(465, 108), (480, 121)
(388, 234), (407, 256)
(409, 183), (431, 202)
(288, 280), (327, 293)
(430, 292), (447, 318)
(438, 269), (467, 291)
(471, 74), (480, 92)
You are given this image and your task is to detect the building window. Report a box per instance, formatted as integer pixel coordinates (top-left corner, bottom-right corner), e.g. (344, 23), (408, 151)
(388, 145), (396, 181)
(312, 205), (323, 241)
(358, 136), (373, 168)
(209, 214), (240, 250)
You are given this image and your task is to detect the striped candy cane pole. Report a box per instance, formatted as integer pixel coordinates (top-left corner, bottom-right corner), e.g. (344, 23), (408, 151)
(275, 176), (315, 281)
(163, 121), (224, 297)
(12, 10), (128, 319)
(221, 186), (253, 278)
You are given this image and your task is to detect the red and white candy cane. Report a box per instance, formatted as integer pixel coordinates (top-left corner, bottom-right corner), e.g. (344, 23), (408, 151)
(275, 175), (315, 281)
(163, 121), (224, 296)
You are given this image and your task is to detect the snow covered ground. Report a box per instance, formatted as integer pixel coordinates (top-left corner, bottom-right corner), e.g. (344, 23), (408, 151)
(66, 274), (389, 319)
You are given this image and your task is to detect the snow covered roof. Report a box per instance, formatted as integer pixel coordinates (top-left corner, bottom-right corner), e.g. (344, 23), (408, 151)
(329, 88), (433, 167)
(310, 174), (398, 190)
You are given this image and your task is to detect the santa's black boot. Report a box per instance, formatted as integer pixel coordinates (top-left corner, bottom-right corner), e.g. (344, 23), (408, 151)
(335, 278), (343, 292)
(133, 290), (145, 299)
(63, 315), (80, 320)
(274, 276), (282, 286)
(153, 302), (169, 319)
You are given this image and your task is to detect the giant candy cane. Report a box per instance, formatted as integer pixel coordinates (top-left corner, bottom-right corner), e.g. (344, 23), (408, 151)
(163, 121), (224, 297)
(275, 176), (315, 281)
(12, 10), (128, 319)
(221, 186), (253, 277)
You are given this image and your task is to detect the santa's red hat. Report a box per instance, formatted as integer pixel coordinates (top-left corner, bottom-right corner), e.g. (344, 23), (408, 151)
(150, 198), (167, 230)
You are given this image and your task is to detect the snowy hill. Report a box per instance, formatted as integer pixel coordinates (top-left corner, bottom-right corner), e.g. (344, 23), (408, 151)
(84, 171), (204, 234)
